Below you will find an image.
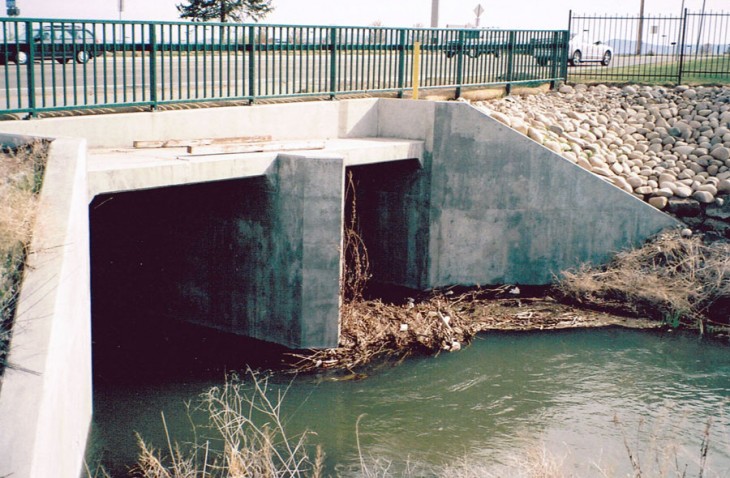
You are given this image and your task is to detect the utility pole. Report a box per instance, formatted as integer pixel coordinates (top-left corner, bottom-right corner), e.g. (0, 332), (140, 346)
(696, 0), (707, 53)
(636, 0), (645, 55)
(431, 0), (439, 28)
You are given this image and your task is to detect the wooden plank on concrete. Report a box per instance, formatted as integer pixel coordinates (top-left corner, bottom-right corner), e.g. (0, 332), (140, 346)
(133, 135), (272, 149)
(185, 140), (327, 156)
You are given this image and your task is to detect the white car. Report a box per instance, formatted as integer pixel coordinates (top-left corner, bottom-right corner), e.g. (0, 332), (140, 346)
(568, 33), (613, 66)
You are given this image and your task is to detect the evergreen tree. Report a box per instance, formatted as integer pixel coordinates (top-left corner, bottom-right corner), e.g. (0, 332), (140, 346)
(177, 0), (274, 23)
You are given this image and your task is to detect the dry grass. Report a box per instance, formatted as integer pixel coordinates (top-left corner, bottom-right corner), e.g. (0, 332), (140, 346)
(555, 230), (730, 332)
(0, 140), (48, 375)
(133, 368), (324, 478)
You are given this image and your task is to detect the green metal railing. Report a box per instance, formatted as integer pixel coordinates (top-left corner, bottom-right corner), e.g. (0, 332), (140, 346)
(0, 18), (569, 117)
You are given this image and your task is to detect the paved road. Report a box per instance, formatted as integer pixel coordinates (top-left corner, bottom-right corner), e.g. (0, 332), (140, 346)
(0, 50), (554, 111)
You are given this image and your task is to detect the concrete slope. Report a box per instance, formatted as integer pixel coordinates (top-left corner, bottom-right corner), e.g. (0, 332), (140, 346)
(427, 101), (680, 285)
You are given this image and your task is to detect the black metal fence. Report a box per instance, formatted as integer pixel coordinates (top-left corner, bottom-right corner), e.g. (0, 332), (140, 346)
(567, 9), (729, 85)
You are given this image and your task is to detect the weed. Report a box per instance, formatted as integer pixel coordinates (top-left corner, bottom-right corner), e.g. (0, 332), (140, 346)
(555, 230), (730, 333)
(133, 368), (323, 478)
(0, 140), (48, 376)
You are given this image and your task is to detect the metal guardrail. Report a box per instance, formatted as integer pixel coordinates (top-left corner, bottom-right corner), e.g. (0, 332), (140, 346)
(0, 18), (568, 117)
(567, 10), (730, 85)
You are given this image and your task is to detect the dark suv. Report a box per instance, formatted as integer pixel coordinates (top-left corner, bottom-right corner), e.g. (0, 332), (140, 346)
(1, 25), (103, 65)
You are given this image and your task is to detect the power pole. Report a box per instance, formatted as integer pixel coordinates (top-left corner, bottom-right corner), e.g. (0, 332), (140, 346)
(431, 0), (439, 28)
(696, 0), (707, 53)
(636, 0), (645, 55)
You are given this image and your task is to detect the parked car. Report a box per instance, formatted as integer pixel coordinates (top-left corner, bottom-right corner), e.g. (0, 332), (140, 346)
(443, 30), (501, 59)
(0, 25), (104, 65)
(567, 33), (613, 66)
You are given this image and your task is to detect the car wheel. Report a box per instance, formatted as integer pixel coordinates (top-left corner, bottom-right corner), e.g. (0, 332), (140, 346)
(14, 51), (28, 65)
(536, 58), (548, 66)
(76, 50), (90, 64)
(467, 47), (480, 59)
(601, 50), (612, 66)
(57, 58), (71, 64)
(569, 50), (581, 66)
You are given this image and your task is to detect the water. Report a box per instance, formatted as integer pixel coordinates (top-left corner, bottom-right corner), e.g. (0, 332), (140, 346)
(91, 326), (730, 477)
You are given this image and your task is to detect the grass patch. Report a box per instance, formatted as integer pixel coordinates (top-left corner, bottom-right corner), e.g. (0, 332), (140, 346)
(0, 140), (48, 377)
(569, 54), (730, 85)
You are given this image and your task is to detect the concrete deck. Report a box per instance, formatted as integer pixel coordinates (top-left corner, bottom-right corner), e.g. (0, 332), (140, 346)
(87, 137), (425, 198)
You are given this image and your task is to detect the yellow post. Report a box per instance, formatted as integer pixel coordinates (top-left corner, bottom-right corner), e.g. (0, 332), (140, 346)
(412, 41), (421, 100)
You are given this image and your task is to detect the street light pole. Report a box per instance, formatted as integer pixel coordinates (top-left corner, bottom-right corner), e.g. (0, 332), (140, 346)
(431, 0), (439, 28)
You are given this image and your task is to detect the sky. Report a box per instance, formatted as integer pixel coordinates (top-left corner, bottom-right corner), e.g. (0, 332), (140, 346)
(7, 0), (728, 30)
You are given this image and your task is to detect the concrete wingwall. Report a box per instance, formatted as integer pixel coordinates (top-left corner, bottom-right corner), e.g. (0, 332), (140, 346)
(0, 138), (91, 478)
(375, 99), (680, 286)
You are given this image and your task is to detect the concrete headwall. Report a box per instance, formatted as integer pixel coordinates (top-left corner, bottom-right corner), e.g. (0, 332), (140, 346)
(0, 100), (381, 148)
(0, 138), (91, 478)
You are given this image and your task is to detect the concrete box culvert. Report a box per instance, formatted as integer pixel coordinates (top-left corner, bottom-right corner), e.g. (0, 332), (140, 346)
(0, 99), (680, 477)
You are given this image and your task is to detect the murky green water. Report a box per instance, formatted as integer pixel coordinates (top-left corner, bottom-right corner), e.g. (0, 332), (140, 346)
(91, 327), (730, 477)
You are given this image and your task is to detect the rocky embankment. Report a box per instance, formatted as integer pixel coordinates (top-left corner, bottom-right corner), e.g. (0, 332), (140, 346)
(473, 84), (730, 238)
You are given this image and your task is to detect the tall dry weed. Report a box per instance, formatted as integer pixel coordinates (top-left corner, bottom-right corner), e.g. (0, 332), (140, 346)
(555, 230), (730, 330)
(341, 171), (371, 302)
(133, 368), (322, 478)
(0, 140), (48, 374)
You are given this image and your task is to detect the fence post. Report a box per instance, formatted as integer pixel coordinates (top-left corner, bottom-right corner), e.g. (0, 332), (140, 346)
(24, 20), (36, 117)
(677, 8), (689, 85)
(329, 27), (337, 99)
(566, 10), (572, 86)
(148, 24), (158, 110)
(248, 25), (256, 103)
(567, 10), (573, 36)
(454, 29), (465, 98)
(505, 31), (516, 95)
(396, 29), (406, 98)
(548, 30), (560, 89)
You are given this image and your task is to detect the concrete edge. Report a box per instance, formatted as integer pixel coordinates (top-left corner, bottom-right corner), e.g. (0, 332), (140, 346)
(0, 137), (91, 478)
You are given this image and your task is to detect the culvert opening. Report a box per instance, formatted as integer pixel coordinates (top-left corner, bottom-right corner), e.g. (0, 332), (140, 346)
(89, 177), (290, 385)
(343, 159), (425, 305)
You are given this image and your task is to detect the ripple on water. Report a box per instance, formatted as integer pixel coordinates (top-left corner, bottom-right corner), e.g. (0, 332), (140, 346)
(92, 328), (730, 477)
